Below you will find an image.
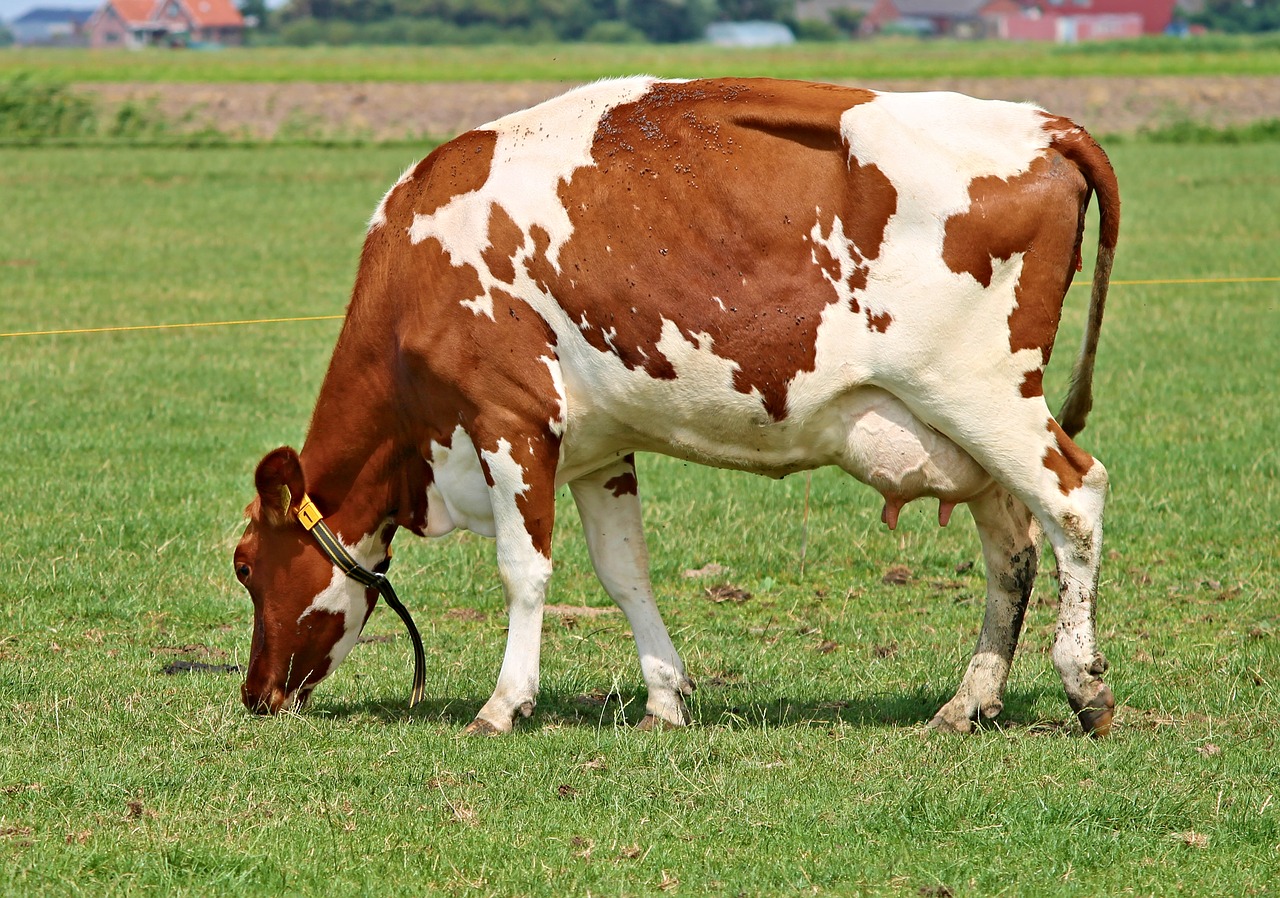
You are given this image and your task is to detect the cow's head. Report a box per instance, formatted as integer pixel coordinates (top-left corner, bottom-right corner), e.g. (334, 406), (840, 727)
(234, 447), (387, 714)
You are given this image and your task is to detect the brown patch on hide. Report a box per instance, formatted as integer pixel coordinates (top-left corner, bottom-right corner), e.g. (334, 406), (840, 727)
(603, 458), (639, 497)
(811, 239), (842, 284)
(846, 268), (867, 304)
(506, 440), (559, 558)
(1019, 367), (1044, 399)
(866, 310), (892, 333)
(525, 78), (896, 421)
(482, 202), (524, 285)
(942, 152), (1090, 399)
(1042, 418), (1095, 495)
(413, 129), (498, 219)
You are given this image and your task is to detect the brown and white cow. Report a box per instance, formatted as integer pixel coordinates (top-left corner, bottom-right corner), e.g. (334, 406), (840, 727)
(235, 77), (1119, 736)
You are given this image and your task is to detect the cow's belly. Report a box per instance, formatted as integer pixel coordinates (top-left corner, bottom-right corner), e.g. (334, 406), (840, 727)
(558, 382), (992, 507)
(424, 385), (991, 541)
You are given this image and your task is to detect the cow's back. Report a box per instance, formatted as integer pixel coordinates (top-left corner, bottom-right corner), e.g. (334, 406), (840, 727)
(371, 78), (1092, 482)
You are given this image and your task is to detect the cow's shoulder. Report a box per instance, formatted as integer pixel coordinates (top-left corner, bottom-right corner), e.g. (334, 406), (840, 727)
(369, 129), (499, 234)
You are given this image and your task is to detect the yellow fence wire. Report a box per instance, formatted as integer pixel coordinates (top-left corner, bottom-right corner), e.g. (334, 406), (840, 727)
(2, 277), (1278, 340)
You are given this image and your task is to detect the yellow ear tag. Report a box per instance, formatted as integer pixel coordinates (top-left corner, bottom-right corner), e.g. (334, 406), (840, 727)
(296, 495), (324, 531)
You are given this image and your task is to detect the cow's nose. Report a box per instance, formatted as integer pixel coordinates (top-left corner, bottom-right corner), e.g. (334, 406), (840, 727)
(241, 681), (286, 715)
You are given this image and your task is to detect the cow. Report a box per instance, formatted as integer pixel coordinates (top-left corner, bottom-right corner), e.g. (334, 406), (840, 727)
(234, 77), (1119, 737)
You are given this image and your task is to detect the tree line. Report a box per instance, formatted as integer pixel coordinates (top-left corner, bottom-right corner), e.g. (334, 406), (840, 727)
(255, 0), (855, 45)
(1192, 0), (1280, 33)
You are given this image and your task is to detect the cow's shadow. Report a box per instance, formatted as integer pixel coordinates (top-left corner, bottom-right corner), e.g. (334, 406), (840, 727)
(314, 684), (1066, 733)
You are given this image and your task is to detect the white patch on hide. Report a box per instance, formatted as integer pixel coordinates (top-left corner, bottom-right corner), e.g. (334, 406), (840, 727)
(409, 77), (656, 269)
(460, 292), (496, 320)
(424, 483), (456, 537)
(297, 528), (387, 674)
(428, 427), (497, 538)
(540, 355), (568, 438)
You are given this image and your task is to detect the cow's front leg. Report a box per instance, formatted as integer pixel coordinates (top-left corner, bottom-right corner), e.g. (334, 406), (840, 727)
(466, 433), (558, 735)
(929, 484), (1040, 733)
(569, 455), (694, 729)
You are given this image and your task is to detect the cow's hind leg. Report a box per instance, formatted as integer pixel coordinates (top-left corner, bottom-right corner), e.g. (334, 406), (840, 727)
(570, 456), (694, 729)
(929, 484), (1040, 733)
(1044, 423), (1115, 737)
(466, 430), (560, 735)
(906, 393), (1114, 736)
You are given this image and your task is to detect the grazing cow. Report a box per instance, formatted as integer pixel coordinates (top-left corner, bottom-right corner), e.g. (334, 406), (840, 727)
(235, 77), (1119, 736)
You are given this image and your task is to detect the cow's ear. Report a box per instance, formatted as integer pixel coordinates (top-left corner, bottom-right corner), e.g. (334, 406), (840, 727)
(254, 447), (306, 526)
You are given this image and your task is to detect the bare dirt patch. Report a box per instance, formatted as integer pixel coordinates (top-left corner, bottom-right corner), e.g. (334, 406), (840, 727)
(78, 75), (1280, 142)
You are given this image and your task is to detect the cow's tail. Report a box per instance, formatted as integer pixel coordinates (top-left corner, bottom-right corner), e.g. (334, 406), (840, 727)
(1050, 122), (1120, 439)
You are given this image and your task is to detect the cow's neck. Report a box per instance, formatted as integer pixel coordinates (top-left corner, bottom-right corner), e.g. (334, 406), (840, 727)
(298, 316), (427, 541)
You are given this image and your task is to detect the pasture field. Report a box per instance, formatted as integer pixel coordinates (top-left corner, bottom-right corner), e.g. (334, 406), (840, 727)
(3, 36), (1280, 84)
(1, 139), (1278, 896)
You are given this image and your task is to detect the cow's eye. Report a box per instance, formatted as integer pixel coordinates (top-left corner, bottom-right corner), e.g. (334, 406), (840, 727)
(235, 563), (251, 583)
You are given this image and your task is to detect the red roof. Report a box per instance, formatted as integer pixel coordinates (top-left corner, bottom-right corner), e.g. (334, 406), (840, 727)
(99, 0), (245, 28)
(175, 0), (245, 28)
(105, 0), (157, 25)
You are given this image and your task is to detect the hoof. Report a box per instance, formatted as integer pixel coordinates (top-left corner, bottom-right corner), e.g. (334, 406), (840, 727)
(925, 713), (974, 735)
(464, 717), (504, 737)
(636, 714), (681, 732)
(1074, 684), (1115, 738)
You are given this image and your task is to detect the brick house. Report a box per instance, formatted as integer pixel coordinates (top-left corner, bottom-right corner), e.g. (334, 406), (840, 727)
(862, 0), (1176, 38)
(86, 0), (245, 48)
(999, 0), (1178, 38)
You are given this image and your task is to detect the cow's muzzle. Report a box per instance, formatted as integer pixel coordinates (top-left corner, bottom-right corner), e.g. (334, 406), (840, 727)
(241, 681), (314, 715)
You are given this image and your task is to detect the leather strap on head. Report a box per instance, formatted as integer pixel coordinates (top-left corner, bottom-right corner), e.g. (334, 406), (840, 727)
(296, 495), (425, 707)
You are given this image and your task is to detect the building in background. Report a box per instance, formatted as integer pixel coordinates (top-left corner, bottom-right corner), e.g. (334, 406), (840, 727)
(862, 0), (1007, 36)
(801, 0), (1178, 38)
(86, 0), (245, 48)
(9, 7), (93, 45)
(705, 20), (797, 45)
(991, 0), (1178, 39)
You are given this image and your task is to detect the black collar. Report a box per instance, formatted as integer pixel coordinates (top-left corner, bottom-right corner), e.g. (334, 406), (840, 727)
(297, 494), (425, 708)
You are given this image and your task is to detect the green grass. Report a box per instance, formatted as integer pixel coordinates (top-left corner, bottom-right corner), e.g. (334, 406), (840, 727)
(3, 35), (1280, 83)
(1, 140), (1278, 895)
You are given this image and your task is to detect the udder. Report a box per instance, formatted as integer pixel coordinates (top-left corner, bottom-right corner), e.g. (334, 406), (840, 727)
(840, 389), (992, 530)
